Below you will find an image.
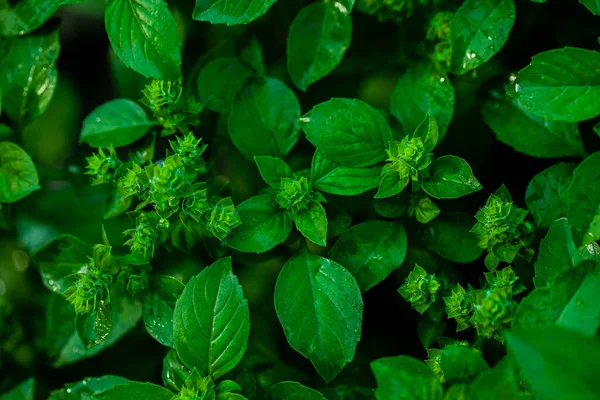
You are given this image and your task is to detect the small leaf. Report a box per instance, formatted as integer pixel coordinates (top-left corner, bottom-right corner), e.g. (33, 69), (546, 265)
(375, 171), (409, 199)
(229, 78), (300, 161)
(580, 0), (600, 14)
(505, 326), (600, 399)
(255, 156), (293, 189)
(0, 378), (34, 400)
(422, 156), (482, 199)
(566, 152), (600, 245)
(515, 47), (600, 122)
(225, 195), (292, 253)
(105, 0), (182, 80)
(94, 382), (173, 400)
(295, 201), (328, 246)
(439, 346), (489, 384)
(0, 142), (40, 203)
(0, 0), (59, 37)
(80, 99), (154, 148)
(525, 163), (575, 228)
(370, 356), (443, 400)
(329, 220), (407, 292)
(196, 57), (254, 112)
(48, 376), (128, 400)
(265, 382), (326, 400)
(193, 0), (278, 25)
(311, 150), (380, 196)
(468, 358), (521, 400)
(274, 249), (363, 382)
(76, 301), (112, 349)
(173, 257), (250, 379)
(420, 212), (484, 263)
(143, 275), (185, 347)
(240, 37), (266, 75)
(301, 98), (393, 168)
(287, 2), (352, 91)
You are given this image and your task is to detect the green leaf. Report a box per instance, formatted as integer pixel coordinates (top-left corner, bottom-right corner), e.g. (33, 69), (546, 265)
(0, 142), (40, 203)
(76, 301), (112, 349)
(295, 201), (328, 246)
(467, 358), (520, 400)
(515, 261), (600, 336)
(450, 0), (515, 75)
(505, 326), (600, 400)
(566, 152), (600, 245)
(580, 0), (600, 14)
(48, 376), (128, 400)
(370, 356), (443, 400)
(515, 47), (600, 122)
(240, 36), (265, 75)
(0, 379), (34, 400)
(0, 0), (59, 37)
(173, 257), (250, 379)
(161, 349), (189, 392)
(329, 220), (407, 292)
(196, 57), (254, 112)
(301, 98), (393, 168)
(265, 382), (326, 400)
(225, 195), (292, 253)
(94, 382), (173, 400)
(193, 0), (278, 25)
(311, 150), (380, 196)
(79, 99), (154, 148)
(373, 191), (409, 219)
(482, 92), (585, 158)
(143, 275), (185, 347)
(255, 156), (293, 189)
(274, 249), (363, 382)
(420, 212), (484, 263)
(390, 62), (455, 139)
(374, 171), (409, 199)
(0, 24), (60, 128)
(525, 163), (576, 228)
(439, 346), (489, 384)
(422, 156), (482, 199)
(534, 218), (600, 287)
(105, 0), (182, 80)
(104, 184), (134, 219)
(229, 78), (300, 161)
(287, 2), (352, 91)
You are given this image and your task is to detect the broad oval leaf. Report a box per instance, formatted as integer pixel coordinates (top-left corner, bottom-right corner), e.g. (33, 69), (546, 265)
(0, 0), (59, 37)
(265, 382), (326, 400)
(329, 220), (407, 292)
(255, 156), (293, 189)
(225, 195), (292, 253)
(311, 150), (381, 196)
(525, 163), (576, 228)
(422, 156), (482, 199)
(566, 152), (600, 245)
(48, 376), (128, 400)
(173, 257), (250, 379)
(229, 78), (300, 161)
(390, 62), (455, 139)
(274, 249), (363, 382)
(105, 0), (182, 80)
(0, 379), (34, 400)
(370, 356), (443, 400)
(301, 98), (393, 168)
(143, 275), (185, 348)
(0, 24), (60, 127)
(580, 0), (600, 14)
(196, 57), (254, 112)
(439, 346), (489, 384)
(287, 2), (352, 91)
(420, 212), (484, 263)
(482, 92), (585, 158)
(0, 142), (40, 203)
(515, 47), (600, 122)
(295, 201), (328, 246)
(193, 0), (278, 25)
(94, 382), (173, 400)
(450, 0), (515, 75)
(80, 99), (154, 148)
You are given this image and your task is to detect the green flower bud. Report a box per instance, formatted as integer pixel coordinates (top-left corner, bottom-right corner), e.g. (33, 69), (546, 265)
(385, 136), (434, 184)
(174, 370), (216, 400)
(443, 283), (474, 332)
(64, 261), (113, 315)
(409, 193), (440, 223)
(169, 133), (208, 173)
(121, 163), (147, 198)
(124, 213), (170, 260)
(484, 266), (525, 295)
(85, 146), (122, 185)
(122, 265), (151, 297)
(206, 197), (242, 240)
(141, 79), (183, 114)
(398, 264), (441, 314)
(471, 286), (515, 340)
(276, 177), (314, 214)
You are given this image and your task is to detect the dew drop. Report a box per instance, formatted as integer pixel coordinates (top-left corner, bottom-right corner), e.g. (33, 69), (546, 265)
(95, 117), (101, 123)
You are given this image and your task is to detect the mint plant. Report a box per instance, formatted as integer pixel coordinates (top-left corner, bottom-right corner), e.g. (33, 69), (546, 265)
(1, 0), (600, 399)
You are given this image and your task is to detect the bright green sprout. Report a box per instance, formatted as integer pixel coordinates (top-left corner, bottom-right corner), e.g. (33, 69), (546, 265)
(64, 260), (113, 315)
(484, 266), (525, 295)
(425, 342), (473, 383)
(444, 283), (474, 332)
(471, 286), (516, 341)
(398, 264), (441, 314)
(174, 370), (216, 400)
(276, 177), (314, 215)
(121, 163), (147, 198)
(409, 193), (440, 223)
(207, 197), (242, 240)
(385, 137), (433, 182)
(124, 212), (170, 260)
(141, 80), (200, 136)
(85, 146), (122, 186)
(170, 132), (208, 174)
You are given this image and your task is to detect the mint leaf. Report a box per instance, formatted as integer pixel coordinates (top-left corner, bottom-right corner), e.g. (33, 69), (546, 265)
(274, 248), (363, 382)
(525, 163), (576, 228)
(370, 356), (443, 400)
(566, 152), (600, 245)
(75, 302), (112, 349)
(0, 24), (60, 128)
(390, 62), (454, 140)
(225, 195), (292, 253)
(450, 0), (515, 75)
(143, 275), (184, 347)
(105, 0), (182, 80)
(265, 382), (326, 400)
(468, 358), (520, 400)
(94, 382), (173, 400)
(422, 155), (482, 199)
(0, 142), (40, 203)
(505, 327), (600, 399)
(0, 379), (34, 400)
(287, 2), (351, 91)
(240, 36), (266, 75)
(311, 150), (380, 196)
(80, 99), (154, 148)
(579, 0), (600, 15)
(229, 78), (300, 161)
(295, 200), (328, 246)
(439, 346), (488, 385)
(196, 57), (254, 112)
(173, 257), (250, 379)
(515, 47), (600, 122)
(0, 0), (59, 37)
(420, 212), (484, 263)
(329, 220), (407, 292)
(193, 0), (278, 25)
(482, 92), (585, 158)
(48, 376), (128, 400)
(301, 98), (393, 168)
(255, 156), (293, 189)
